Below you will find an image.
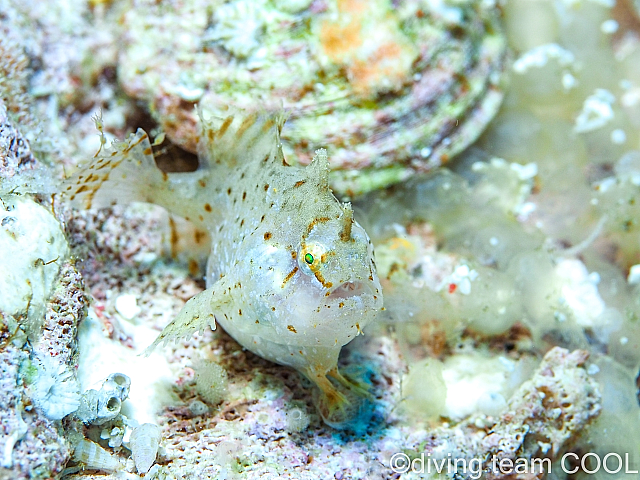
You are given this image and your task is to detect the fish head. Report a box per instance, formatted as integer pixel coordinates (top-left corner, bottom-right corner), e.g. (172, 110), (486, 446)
(282, 201), (383, 347)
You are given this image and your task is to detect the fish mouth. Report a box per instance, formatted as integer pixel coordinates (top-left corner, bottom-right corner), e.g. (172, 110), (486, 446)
(327, 281), (370, 299)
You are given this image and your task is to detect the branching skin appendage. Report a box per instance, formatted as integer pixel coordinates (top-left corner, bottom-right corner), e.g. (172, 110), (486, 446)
(60, 110), (383, 428)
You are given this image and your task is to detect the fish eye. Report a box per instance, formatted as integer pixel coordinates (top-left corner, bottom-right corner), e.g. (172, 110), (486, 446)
(299, 243), (325, 275)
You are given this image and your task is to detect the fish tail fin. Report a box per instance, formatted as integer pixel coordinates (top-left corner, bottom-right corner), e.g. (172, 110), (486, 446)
(59, 129), (167, 210)
(197, 107), (288, 169)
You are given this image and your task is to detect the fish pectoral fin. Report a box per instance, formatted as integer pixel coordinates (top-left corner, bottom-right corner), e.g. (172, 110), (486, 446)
(142, 280), (230, 356)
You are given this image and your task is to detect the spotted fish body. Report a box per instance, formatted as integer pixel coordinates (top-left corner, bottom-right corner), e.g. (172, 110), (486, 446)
(60, 110), (383, 428)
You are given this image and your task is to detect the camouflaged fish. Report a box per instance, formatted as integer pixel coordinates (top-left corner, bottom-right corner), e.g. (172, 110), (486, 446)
(60, 109), (383, 428)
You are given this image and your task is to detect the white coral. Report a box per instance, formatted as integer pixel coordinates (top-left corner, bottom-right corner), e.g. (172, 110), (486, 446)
(285, 406), (310, 432)
(28, 354), (80, 420)
(207, 0), (266, 58)
(574, 89), (616, 133)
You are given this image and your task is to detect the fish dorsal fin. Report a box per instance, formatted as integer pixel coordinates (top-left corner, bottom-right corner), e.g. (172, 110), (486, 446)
(197, 107), (287, 169)
(307, 148), (330, 189)
(339, 202), (354, 241)
(59, 129), (165, 210)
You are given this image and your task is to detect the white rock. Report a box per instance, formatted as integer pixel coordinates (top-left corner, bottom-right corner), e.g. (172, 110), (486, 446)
(627, 264), (640, 285)
(115, 294), (141, 320)
(574, 89), (616, 133)
(513, 44), (575, 74)
(0, 195), (68, 317)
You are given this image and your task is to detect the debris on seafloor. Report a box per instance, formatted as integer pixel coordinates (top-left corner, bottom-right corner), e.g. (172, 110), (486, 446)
(71, 438), (123, 473)
(194, 360), (228, 407)
(75, 373), (131, 426)
(284, 404), (311, 434)
(129, 423), (162, 475)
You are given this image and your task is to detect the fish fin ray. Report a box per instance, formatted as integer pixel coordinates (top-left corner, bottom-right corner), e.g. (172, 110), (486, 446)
(197, 107), (288, 169)
(59, 129), (165, 210)
(142, 278), (231, 356)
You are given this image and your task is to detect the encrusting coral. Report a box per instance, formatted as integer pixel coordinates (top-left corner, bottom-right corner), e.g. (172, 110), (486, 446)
(0, 260), (86, 479)
(481, 348), (601, 469)
(0, 103), (37, 179)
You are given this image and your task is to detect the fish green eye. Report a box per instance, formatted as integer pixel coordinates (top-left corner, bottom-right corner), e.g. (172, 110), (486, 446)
(299, 243), (325, 275)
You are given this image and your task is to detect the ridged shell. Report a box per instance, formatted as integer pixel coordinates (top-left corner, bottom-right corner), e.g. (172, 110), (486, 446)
(129, 423), (162, 475)
(72, 439), (122, 472)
